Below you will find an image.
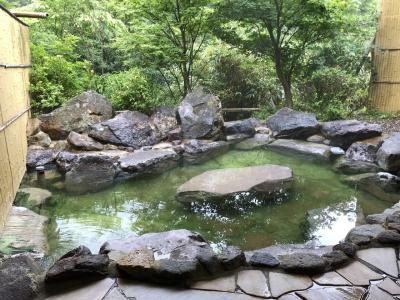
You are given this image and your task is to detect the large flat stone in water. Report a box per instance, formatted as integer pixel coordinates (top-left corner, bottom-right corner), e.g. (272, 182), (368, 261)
(356, 247), (398, 277)
(176, 164), (293, 202)
(0, 206), (48, 256)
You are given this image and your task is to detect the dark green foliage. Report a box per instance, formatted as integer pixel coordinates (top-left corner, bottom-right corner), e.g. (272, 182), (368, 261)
(19, 0), (378, 119)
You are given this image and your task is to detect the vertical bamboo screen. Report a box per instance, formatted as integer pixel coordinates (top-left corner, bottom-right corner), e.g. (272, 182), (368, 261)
(0, 7), (30, 231)
(370, 0), (400, 112)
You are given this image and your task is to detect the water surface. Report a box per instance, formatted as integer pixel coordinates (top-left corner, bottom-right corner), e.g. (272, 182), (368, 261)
(24, 149), (389, 261)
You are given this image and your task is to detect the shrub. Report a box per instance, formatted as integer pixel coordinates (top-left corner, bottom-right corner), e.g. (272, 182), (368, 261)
(296, 67), (369, 120)
(29, 34), (91, 114)
(93, 68), (166, 114)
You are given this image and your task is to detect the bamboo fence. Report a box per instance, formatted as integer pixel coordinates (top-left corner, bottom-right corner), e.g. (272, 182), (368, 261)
(370, 0), (400, 112)
(0, 6), (31, 231)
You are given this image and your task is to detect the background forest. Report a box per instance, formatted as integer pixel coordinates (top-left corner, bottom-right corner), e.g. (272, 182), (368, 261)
(2, 0), (378, 120)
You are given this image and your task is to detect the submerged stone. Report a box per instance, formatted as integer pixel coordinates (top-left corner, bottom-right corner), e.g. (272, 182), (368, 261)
(342, 172), (400, 202)
(334, 157), (380, 175)
(15, 187), (52, 208)
(267, 139), (332, 161)
(266, 108), (319, 139)
(182, 139), (229, 164)
(176, 164), (293, 203)
(234, 134), (272, 150)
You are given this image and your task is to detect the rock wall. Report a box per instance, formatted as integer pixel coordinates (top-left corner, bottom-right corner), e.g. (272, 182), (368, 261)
(0, 7), (31, 230)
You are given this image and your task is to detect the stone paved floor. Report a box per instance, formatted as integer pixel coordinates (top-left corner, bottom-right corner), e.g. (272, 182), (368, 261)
(43, 246), (400, 300)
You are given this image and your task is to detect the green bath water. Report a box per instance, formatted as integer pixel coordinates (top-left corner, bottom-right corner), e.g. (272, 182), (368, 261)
(24, 149), (390, 261)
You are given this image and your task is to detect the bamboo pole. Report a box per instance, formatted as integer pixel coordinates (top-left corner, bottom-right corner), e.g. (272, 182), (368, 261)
(11, 11), (48, 19)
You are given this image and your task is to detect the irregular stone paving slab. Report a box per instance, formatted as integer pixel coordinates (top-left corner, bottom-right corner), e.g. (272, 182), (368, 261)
(46, 278), (115, 300)
(357, 248), (398, 277)
(312, 271), (351, 286)
(269, 272), (312, 298)
(103, 287), (127, 300)
(278, 294), (302, 300)
(378, 278), (400, 295)
(0, 206), (48, 256)
(336, 261), (383, 286)
(366, 285), (394, 300)
(296, 286), (366, 300)
(118, 279), (259, 300)
(237, 270), (270, 298)
(191, 274), (236, 293)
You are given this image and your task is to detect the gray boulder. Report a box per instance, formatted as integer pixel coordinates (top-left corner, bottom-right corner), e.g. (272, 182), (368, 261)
(217, 246), (246, 271)
(279, 253), (328, 274)
(0, 254), (44, 300)
(119, 149), (179, 175)
(266, 108), (319, 139)
(178, 89), (224, 140)
(89, 111), (159, 149)
(334, 157), (380, 175)
(321, 120), (382, 149)
(346, 142), (378, 162)
(27, 146), (54, 169)
(100, 229), (221, 283)
(376, 230), (400, 244)
(28, 131), (51, 147)
(267, 139), (332, 161)
(40, 91), (113, 140)
(249, 251), (280, 268)
(342, 172), (400, 202)
(176, 164), (293, 203)
(46, 246), (109, 282)
(345, 224), (385, 245)
(183, 139), (229, 164)
(67, 131), (104, 151)
(223, 118), (258, 136)
(377, 133), (400, 172)
(150, 107), (178, 140)
(65, 153), (119, 193)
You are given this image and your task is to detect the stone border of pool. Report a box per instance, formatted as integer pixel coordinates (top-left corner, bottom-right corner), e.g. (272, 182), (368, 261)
(5, 90), (400, 299)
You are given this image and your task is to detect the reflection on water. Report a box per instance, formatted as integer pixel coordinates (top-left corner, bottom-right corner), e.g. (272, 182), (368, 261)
(23, 149), (390, 261)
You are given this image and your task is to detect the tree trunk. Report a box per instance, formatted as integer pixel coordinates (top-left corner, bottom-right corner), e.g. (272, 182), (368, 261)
(281, 77), (293, 108)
